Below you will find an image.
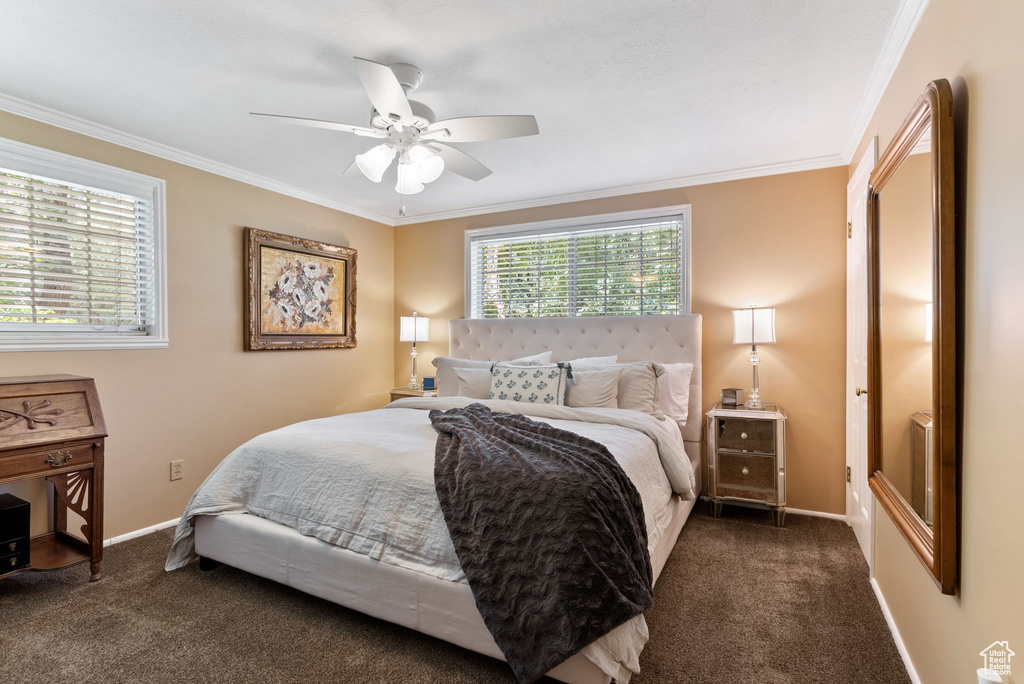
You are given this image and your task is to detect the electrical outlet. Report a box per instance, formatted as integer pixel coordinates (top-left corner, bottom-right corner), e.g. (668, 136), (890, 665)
(170, 460), (183, 481)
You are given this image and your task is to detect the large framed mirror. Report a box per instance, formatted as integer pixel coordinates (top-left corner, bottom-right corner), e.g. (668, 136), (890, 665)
(867, 79), (958, 594)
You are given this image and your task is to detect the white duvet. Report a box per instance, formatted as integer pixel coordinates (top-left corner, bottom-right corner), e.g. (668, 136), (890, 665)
(166, 397), (696, 682)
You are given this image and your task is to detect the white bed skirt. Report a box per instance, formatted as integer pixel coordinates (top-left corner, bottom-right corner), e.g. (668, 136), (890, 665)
(194, 494), (696, 684)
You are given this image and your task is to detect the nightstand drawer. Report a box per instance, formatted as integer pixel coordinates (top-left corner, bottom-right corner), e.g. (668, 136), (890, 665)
(717, 452), (776, 491)
(717, 418), (775, 454)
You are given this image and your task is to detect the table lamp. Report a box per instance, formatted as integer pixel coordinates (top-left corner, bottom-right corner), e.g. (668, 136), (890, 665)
(399, 312), (430, 390)
(732, 305), (776, 409)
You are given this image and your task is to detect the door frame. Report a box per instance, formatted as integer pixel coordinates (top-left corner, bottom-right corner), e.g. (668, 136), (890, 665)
(847, 138), (877, 570)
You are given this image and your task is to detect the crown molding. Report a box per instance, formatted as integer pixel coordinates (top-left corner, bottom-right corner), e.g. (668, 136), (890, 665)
(0, 92), (394, 226)
(393, 153), (847, 225)
(0, 0), (928, 231)
(840, 0), (931, 162)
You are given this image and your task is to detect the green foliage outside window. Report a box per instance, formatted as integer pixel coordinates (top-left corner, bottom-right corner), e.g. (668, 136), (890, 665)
(476, 222), (682, 318)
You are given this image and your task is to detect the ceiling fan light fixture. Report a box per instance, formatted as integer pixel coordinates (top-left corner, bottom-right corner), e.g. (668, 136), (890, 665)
(409, 144), (444, 183)
(355, 143), (396, 183)
(395, 160), (424, 194)
(252, 58), (538, 194)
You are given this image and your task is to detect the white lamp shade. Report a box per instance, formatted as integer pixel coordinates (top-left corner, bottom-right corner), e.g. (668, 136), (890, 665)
(355, 144), (395, 183)
(409, 144), (445, 183)
(399, 315), (430, 342)
(732, 307), (776, 345)
(395, 161), (425, 194)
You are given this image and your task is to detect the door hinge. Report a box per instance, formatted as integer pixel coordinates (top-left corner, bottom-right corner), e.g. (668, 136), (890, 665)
(847, 221), (852, 239)
(846, 466), (852, 483)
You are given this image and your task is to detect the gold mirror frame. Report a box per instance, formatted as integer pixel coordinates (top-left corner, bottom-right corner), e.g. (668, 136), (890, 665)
(867, 79), (958, 594)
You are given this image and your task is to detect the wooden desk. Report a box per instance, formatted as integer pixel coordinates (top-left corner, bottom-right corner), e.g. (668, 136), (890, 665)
(0, 375), (106, 581)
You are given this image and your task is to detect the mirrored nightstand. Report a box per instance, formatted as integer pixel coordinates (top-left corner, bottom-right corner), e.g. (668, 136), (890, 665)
(389, 387), (437, 403)
(706, 403), (787, 526)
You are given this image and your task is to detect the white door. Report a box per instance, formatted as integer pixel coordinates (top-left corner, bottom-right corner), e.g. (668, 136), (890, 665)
(846, 139), (876, 567)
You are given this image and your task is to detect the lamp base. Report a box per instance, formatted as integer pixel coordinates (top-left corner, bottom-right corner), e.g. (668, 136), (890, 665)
(749, 389), (765, 411)
(407, 377), (422, 390)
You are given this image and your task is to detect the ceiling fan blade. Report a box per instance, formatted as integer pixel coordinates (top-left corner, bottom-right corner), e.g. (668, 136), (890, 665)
(426, 115), (539, 143)
(354, 57), (414, 128)
(426, 143), (492, 181)
(250, 113), (385, 137)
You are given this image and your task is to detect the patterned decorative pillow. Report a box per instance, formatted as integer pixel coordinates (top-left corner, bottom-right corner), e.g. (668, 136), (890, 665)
(432, 352), (553, 396)
(489, 363), (569, 405)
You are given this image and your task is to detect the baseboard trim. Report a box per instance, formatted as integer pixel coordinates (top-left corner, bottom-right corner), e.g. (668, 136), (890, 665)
(103, 517), (179, 548)
(871, 577), (922, 684)
(786, 507), (847, 521)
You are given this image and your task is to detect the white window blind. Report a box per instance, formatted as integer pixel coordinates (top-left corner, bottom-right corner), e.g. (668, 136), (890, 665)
(0, 137), (166, 351)
(0, 168), (155, 332)
(468, 210), (689, 319)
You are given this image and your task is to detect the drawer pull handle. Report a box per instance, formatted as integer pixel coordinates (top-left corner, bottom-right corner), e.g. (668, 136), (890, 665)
(9, 557), (15, 567)
(8, 542), (14, 552)
(45, 451), (73, 467)
(741, 432), (748, 439)
(742, 467), (750, 475)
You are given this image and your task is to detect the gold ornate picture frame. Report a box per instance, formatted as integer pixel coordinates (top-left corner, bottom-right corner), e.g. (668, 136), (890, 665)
(244, 228), (357, 351)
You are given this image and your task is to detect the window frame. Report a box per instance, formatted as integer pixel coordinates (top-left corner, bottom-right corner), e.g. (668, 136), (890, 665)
(0, 137), (168, 351)
(464, 205), (691, 319)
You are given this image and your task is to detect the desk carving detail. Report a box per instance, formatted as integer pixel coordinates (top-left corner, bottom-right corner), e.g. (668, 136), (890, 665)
(0, 400), (65, 431)
(48, 470), (93, 542)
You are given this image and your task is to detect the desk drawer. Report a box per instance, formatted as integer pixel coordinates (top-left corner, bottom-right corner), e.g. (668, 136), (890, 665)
(717, 418), (775, 454)
(0, 443), (94, 480)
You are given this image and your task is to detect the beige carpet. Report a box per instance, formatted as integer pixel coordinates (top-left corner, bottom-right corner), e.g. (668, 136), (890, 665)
(0, 506), (910, 683)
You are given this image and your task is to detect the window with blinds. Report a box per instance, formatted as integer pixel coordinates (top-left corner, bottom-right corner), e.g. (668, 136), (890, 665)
(467, 210), (689, 319)
(0, 138), (166, 350)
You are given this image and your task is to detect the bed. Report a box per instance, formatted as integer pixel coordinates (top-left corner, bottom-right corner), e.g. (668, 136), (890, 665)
(168, 314), (702, 684)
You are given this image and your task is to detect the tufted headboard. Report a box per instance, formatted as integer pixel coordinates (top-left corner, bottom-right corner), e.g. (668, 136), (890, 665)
(448, 314), (702, 482)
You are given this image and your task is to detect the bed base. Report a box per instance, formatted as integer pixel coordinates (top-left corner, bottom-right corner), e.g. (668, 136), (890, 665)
(194, 495), (695, 684)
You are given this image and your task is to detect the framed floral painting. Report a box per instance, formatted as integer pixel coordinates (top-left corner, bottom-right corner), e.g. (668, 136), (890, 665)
(244, 228), (357, 350)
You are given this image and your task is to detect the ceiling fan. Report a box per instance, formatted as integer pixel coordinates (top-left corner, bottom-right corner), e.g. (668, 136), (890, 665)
(251, 57), (539, 195)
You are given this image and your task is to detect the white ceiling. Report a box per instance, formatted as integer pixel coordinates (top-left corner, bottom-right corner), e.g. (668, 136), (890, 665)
(2, 0), (905, 224)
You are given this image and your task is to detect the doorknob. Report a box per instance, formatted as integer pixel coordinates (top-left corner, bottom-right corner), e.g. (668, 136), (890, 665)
(856, 387), (867, 396)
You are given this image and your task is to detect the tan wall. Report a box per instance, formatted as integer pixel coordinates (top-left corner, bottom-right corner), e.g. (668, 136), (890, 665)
(395, 167), (849, 515)
(852, 0), (1024, 678)
(878, 152), (933, 502)
(0, 111), (395, 538)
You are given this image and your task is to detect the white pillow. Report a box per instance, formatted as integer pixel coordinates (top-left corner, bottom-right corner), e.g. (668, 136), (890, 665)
(654, 362), (694, 424)
(490, 363), (569, 405)
(563, 355), (618, 369)
(565, 367), (622, 408)
(453, 367), (493, 399)
(433, 352), (553, 396)
(615, 362), (662, 416)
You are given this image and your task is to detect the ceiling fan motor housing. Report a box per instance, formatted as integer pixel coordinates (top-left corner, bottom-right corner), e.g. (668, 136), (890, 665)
(389, 63), (424, 93)
(371, 99), (435, 133)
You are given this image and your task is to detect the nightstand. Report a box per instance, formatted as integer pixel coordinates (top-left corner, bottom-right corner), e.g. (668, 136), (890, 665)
(390, 387), (438, 402)
(706, 403), (787, 526)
